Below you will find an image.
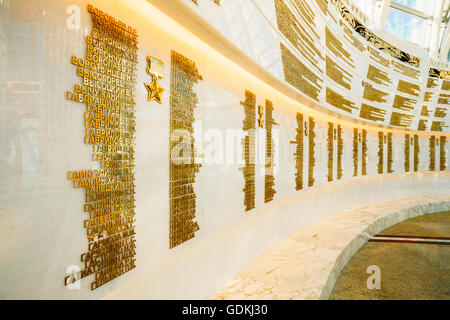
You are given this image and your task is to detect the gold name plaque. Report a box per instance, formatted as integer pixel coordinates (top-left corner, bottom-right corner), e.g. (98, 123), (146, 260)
(64, 4), (138, 290)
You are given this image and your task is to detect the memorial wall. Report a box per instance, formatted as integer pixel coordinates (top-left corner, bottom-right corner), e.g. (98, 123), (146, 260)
(180, 0), (450, 133)
(0, 0), (449, 299)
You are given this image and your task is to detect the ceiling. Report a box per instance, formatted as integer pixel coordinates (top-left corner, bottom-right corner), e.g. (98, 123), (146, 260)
(352, 0), (450, 62)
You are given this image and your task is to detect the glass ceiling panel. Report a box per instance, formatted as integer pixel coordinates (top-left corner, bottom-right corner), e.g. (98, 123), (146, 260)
(392, 0), (434, 16)
(385, 6), (429, 46)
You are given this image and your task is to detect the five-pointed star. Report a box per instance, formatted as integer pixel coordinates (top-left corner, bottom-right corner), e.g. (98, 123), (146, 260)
(145, 79), (164, 104)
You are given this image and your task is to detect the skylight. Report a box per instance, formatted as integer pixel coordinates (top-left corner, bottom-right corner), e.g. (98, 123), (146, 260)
(392, 0), (433, 16)
(351, 0), (449, 61)
(385, 6), (429, 47)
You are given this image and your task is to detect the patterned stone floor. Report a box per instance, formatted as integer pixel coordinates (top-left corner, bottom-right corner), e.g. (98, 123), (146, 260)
(212, 195), (450, 300)
(329, 211), (450, 300)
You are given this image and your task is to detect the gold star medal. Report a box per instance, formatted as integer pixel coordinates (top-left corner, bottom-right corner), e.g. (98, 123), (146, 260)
(144, 56), (165, 104)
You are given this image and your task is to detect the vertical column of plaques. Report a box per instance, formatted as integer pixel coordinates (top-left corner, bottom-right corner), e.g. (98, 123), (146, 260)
(169, 50), (202, 248)
(413, 134), (420, 172)
(362, 129), (368, 176)
(264, 100), (277, 203)
(353, 128), (359, 177)
(240, 90), (256, 211)
(327, 122), (334, 182)
(429, 136), (436, 171)
(337, 125), (343, 179)
(440, 136), (447, 171)
(405, 134), (411, 172)
(308, 117), (316, 187)
(291, 113), (304, 190)
(377, 132), (384, 174)
(275, 0), (323, 102)
(387, 133), (393, 173)
(64, 5), (138, 290)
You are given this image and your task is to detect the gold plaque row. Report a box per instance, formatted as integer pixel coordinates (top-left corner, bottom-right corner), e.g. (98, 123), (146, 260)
(354, 128), (368, 175)
(308, 117), (316, 187)
(387, 133), (393, 173)
(325, 122), (344, 181)
(429, 136), (436, 171)
(362, 129), (368, 175)
(327, 122), (334, 182)
(291, 113), (304, 190)
(414, 135), (420, 172)
(337, 125), (344, 179)
(376, 132), (393, 174)
(64, 4), (138, 290)
(275, 0), (323, 71)
(169, 50), (202, 249)
(377, 132), (384, 174)
(325, 27), (354, 68)
(241, 90), (256, 212)
(353, 128), (359, 176)
(367, 65), (392, 86)
(264, 100), (278, 203)
(440, 136), (447, 171)
(292, 121), (447, 187)
(326, 55), (352, 90)
(326, 87), (356, 113)
(280, 43), (322, 102)
(276, 0), (323, 102)
(405, 134), (411, 172)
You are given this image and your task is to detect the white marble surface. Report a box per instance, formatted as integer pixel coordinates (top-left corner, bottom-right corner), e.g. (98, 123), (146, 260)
(1, 0), (449, 300)
(213, 195), (450, 300)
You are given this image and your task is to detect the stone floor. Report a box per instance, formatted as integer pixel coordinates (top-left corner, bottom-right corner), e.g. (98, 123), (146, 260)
(329, 211), (450, 300)
(212, 195), (450, 300)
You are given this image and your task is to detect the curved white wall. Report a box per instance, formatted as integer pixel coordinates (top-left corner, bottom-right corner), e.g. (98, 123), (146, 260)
(0, 0), (449, 299)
